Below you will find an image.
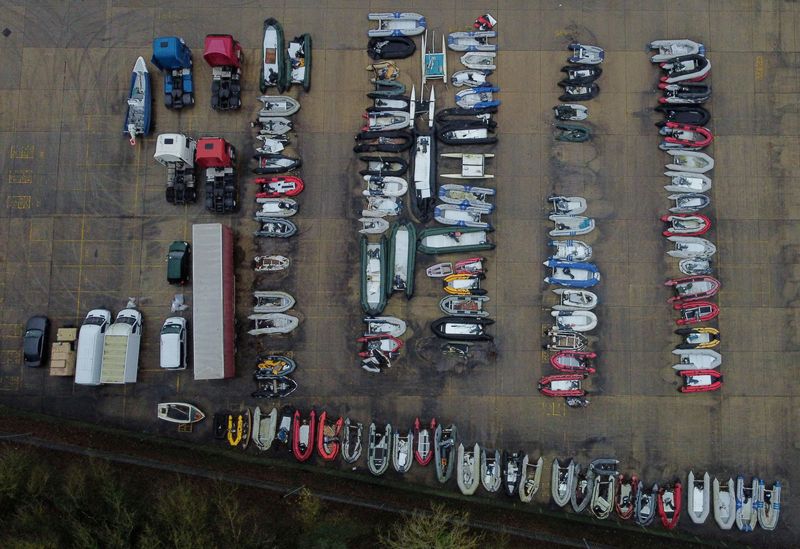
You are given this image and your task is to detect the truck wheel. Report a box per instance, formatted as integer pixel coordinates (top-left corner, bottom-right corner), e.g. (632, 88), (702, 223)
(183, 93), (193, 106)
(165, 187), (175, 203)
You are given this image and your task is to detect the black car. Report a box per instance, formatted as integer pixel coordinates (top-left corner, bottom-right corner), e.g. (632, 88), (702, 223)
(23, 315), (49, 367)
(167, 241), (191, 285)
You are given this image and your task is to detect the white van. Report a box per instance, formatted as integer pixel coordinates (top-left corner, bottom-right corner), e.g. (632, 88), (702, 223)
(100, 309), (142, 384)
(160, 317), (187, 370)
(74, 309), (112, 385)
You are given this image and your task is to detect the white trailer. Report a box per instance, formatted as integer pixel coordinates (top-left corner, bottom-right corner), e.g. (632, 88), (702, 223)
(100, 309), (142, 384)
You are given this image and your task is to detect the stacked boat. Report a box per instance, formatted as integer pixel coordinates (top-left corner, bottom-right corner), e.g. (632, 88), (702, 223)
(552, 43), (604, 141)
(649, 39), (722, 393)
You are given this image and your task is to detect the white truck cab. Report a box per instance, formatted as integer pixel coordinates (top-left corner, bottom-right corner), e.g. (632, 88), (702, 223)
(74, 309), (112, 385)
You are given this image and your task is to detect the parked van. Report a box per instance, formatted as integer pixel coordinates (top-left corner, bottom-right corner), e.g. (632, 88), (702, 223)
(100, 309), (142, 384)
(160, 317), (187, 370)
(74, 309), (112, 385)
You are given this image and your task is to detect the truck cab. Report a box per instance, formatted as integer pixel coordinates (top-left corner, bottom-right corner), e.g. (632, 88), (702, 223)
(151, 36), (194, 109)
(203, 34), (242, 111)
(196, 137), (238, 213)
(155, 134), (197, 204)
(75, 309), (112, 385)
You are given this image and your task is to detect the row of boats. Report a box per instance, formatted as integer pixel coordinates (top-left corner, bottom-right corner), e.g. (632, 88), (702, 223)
(551, 43), (605, 142)
(649, 40), (722, 393)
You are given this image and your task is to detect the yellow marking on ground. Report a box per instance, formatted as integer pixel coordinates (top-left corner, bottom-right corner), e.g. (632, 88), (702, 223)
(554, 30), (570, 37)
(6, 195), (31, 209)
(75, 216), (86, 317)
(0, 375), (21, 390)
(9, 144), (34, 159)
(545, 399), (566, 417)
(754, 55), (764, 81)
(7, 169), (33, 184)
(176, 374), (180, 392)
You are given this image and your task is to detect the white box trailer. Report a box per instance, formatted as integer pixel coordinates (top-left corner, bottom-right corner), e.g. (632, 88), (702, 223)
(100, 309), (142, 384)
(74, 309), (112, 386)
(192, 223), (235, 380)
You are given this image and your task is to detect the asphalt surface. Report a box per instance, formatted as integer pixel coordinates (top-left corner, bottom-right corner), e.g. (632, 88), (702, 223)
(0, 0), (798, 544)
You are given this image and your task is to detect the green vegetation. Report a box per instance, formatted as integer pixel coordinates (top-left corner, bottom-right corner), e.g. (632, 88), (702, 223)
(381, 503), (488, 549)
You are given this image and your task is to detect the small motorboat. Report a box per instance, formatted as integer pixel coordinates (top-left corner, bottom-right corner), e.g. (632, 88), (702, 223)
(552, 288), (598, 311)
(591, 473), (616, 520)
(392, 428), (414, 473)
(590, 458), (619, 476)
(252, 406), (277, 451)
(434, 423), (458, 483)
(291, 408), (316, 462)
(253, 153), (302, 175)
(519, 454), (544, 503)
(414, 417), (436, 466)
(283, 33), (311, 92)
(367, 36), (416, 60)
(359, 155), (408, 176)
(668, 193), (710, 213)
(254, 218), (297, 239)
(560, 64), (602, 84)
(650, 39), (705, 62)
(438, 184), (495, 209)
(417, 227), (495, 255)
(260, 19), (286, 93)
(571, 464), (594, 513)
(568, 43), (604, 64)
(363, 110), (412, 132)
(655, 105), (711, 127)
(368, 94), (411, 111)
(455, 86), (500, 110)
(342, 418), (363, 464)
(665, 275), (720, 302)
(274, 405), (294, 447)
(255, 176), (304, 198)
(551, 459), (575, 507)
(363, 196), (402, 217)
(549, 196), (587, 216)
(665, 150), (714, 173)
(675, 327), (720, 349)
(660, 54), (711, 83)
(558, 83), (599, 101)
(687, 471), (711, 524)
(457, 443), (481, 495)
(362, 175), (408, 197)
(316, 411), (343, 462)
(680, 258), (713, 275)
(553, 103), (588, 121)
(543, 259), (601, 288)
(359, 217), (390, 235)
(545, 329), (588, 351)
(254, 255), (290, 272)
(451, 69), (492, 88)
(538, 374), (587, 397)
(549, 350), (596, 374)
(713, 477), (737, 530)
(367, 423), (392, 476)
(255, 117), (293, 135)
(461, 51), (496, 70)
(357, 334), (403, 358)
(363, 316), (407, 337)
(254, 198), (298, 219)
(548, 240), (592, 262)
(431, 316), (493, 341)
(480, 448), (502, 493)
(253, 355), (296, 379)
(437, 121), (498, 145)
(157, 402), (205, 424)
(736, 476), (759, 532)
(664, 171), (712, 193)
(257, 95), (300, 117)
(360, 236), (387, 316)
(502, 451), (524, 497)
(757, 479), (781, 531)
(672, 348), (722, 370)
(666, 236), (716, 259)
(549, 215), (595, 237)
(674, 301), (719, 325)
(253, 291), (295, 313)
(123, 57), (152, 146)
(247, 313), (299, 335)
(440, 295), (490, 317)
(554, 123), (591, 142)
(224, 410), (251, 449)
(659, 82), (711, 104)
(388, 221), (416, 298)
(635, 482), (659, 526)
(434, 204), (492, 229)
(368, 12), (426, 37)
(662, 213), (711, 236)
(659, 122), (714, 150)
(447, 31), (497, 52)
(551, 310), (598, 332)
(658, 482), (683, 529)
(354, 130), (414, 153)
(678, 369), (723, 393)
(443, 273), (485, 295)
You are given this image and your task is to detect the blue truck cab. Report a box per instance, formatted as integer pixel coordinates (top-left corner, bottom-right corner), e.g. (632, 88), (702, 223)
(151, 36), (194, 110)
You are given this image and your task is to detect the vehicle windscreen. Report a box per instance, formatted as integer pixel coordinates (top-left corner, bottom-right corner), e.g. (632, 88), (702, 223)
(23, 330), (41, 356)
(161, 323), (183, 334)
(84, 316), (106, 326)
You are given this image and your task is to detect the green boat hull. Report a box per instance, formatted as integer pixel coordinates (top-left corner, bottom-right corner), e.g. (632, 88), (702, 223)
(417, 227), (495, 255)
(360, 235), (388, 315)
